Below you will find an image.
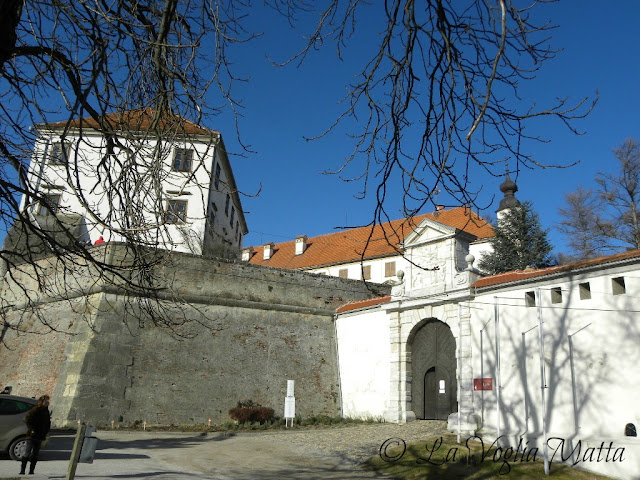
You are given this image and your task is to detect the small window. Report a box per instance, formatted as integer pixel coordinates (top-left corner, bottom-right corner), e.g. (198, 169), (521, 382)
(579, 282), (591, 300)
(166, 200), (188, 224)
(385, 261), (396, 278)
(230, 206), (235, 225)
(214, 163), (221, 190)
(362, 265), (371, 281)
(225, 194), (230, 215)
(38, 194), (61, 216)
(525, 291), (536, 307)
(172, 148), (193, 172)
(235, 221), (239, 234)
(208, 208), (215, 227)
(612, 277), (626, 295)
(551, 287), (562, 304)
(338, 268), (348, 279)
(49, 141), (71, 164)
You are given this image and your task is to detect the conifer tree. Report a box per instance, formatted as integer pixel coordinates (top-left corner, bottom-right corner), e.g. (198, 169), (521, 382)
(478, 201), (553, 274)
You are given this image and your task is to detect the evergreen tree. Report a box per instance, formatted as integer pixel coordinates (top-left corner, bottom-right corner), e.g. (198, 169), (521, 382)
(478, 201), (553, 274)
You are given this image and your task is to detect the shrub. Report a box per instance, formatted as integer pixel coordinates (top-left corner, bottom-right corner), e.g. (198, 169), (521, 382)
(229, 400), (275, 424)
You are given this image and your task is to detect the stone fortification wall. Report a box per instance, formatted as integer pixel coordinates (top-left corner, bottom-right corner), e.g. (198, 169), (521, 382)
(0, 244), (388, 426)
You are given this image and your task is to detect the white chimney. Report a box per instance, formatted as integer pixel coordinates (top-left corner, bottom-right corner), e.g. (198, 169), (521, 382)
(241, 247), (253, 262)
(263, 242), (274, 260)
(295, 235), (307, 255)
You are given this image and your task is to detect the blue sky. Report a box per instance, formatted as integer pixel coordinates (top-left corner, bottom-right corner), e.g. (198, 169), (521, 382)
(217, 2), (640, 255)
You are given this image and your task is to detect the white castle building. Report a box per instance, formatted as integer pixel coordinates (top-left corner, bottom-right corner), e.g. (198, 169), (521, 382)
(17, 108), (247, 256)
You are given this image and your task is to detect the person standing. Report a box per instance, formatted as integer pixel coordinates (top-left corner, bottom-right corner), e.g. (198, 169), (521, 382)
(20, 395), (51, 475)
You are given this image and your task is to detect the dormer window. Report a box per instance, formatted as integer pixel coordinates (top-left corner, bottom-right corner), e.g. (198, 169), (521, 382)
(242, 247), (253, 262)
(49, 141), (71, 165)
(295, 235), (307, 255)
(172, 148), (193, 172)
(263, 242), (274, 260)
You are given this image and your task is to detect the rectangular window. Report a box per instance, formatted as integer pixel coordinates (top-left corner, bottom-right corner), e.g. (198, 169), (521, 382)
(362, 265), (372, 281)
(38, 194), (61, 216)
(172, 148), (193, 172)
(612, 277), (626, 295)
(385, 261), (396, 278)
(165, 200), (188, 224)
(579, 282), (591, 300)
(225, 194), (230, 215)
(525, 291), (536, 307)
(338, 268), (348, 279)
(214, 163), (221, 190)
(49, 141), (71, 165)
(230, 206), (235, 225)
(551, 287), (562, 304)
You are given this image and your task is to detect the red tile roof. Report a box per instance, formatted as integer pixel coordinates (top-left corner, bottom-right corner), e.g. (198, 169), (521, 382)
(473, 249), (640, 289)
(336, 295), (392, 314)
(247, 207), (493, 270)
(40, 108), (217, 137)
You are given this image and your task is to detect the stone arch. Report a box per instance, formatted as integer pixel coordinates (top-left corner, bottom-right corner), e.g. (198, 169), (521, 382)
(408, 318), (457, 420)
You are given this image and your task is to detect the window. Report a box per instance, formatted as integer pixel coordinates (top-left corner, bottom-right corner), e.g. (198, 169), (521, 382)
(49, 141), (71, 164)
(612, 277), (626, 295)
(165, 200), (188, 224)
(230, 206), (235, 225)
(551, 287), (562, 304)
(579, 282), (591, 300)
(235, 221), (239, 234)
(0, 399), (33, 415)
(37, 194), (61, 216)
(525, 291), (536, 307)
(214, 163), (221, 190)
(338, 268), (348, 279)
(362, 265), (371, 281)
(225, 194), (230, 215)
(172, 148), (193, 171)
(385, 261), (396, 278)
(208, 208), (215, 228)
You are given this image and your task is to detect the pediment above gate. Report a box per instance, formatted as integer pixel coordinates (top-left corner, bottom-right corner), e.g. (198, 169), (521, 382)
(402, 218), (457, 248)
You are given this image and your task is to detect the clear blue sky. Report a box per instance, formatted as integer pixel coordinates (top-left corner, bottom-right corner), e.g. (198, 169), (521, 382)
(217, 1), (640, 255)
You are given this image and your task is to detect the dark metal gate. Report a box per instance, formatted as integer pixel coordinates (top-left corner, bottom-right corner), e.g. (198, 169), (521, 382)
(411, 320), (457, 420)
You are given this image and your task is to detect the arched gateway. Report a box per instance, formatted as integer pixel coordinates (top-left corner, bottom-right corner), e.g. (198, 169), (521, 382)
(410, 320), (457, 420)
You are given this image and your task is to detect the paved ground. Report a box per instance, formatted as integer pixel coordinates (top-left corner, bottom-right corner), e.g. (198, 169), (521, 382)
(0, 421), (448, 480)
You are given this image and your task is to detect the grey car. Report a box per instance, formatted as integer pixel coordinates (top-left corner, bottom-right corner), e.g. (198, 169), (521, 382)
(0, 395), (37, 461)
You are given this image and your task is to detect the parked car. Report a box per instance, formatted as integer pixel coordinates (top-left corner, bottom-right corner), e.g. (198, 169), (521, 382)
(0, 394), (38, 460)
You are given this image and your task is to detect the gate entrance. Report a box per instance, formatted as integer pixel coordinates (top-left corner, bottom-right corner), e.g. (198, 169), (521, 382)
(411, 320), (457, 420)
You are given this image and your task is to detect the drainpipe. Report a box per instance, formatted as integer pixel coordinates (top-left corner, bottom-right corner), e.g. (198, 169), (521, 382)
(494, 297), (501, 441)
(457, 303), (462, 443)
(535, 288), (549, 475)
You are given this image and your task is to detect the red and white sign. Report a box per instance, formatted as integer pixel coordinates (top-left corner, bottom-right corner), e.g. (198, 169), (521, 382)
(473, 378), (493, 391)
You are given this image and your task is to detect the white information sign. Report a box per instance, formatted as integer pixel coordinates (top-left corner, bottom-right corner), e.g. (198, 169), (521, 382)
(284, 397), (296, 419)
(286, 380), (295, 397)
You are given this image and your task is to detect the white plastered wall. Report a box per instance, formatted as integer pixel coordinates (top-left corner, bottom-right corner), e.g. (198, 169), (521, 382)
(335, 308), (391, 419)
(469, 265), (640, 479)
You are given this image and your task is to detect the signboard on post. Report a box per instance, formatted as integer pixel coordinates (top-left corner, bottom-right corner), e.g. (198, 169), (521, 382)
(284, 380), (295, 427)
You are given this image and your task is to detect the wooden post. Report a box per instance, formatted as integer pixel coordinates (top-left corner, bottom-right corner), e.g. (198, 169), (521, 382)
(66, 422), (86, 480)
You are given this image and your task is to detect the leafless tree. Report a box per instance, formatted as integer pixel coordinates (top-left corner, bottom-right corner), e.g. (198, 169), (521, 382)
(557, 186), (611, 261)
(596, 138), (640, 250)
(273, 0), (595, 232)
(1, 0), (596, 337)
(0, 0), (252, 338)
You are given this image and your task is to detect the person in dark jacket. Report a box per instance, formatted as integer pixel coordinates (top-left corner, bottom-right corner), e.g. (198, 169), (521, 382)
(20, 395), (51, 475)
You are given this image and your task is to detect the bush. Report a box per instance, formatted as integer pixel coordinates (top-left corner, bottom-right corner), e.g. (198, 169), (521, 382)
(229, 400), (275, 424)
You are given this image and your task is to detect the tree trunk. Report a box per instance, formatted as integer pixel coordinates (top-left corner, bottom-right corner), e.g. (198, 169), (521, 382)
(0, 0), (24, 70)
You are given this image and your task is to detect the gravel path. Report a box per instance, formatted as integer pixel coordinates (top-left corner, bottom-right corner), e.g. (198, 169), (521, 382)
(264, 420), (449, 464)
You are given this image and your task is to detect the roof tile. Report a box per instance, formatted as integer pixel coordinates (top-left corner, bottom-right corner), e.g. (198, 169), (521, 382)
(247, 207), (493, 270)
